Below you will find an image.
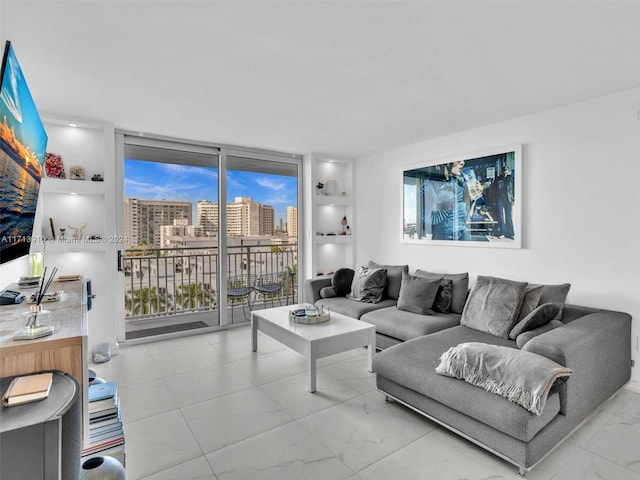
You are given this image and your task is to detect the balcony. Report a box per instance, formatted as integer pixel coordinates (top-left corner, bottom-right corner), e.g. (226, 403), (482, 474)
(123, 242), (298, 340)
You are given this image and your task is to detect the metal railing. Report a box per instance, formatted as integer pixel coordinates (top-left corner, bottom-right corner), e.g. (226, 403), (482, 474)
(123, 243), (298, 324)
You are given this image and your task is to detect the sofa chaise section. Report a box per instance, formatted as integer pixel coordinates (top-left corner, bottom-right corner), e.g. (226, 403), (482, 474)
(373, 304), (632, 474)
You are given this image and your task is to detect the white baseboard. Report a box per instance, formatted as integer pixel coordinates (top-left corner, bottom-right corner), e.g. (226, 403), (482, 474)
(624, 381), (640, 394)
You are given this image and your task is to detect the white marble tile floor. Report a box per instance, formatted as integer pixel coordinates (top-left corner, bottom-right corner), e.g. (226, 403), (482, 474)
(90, 325), (640, 480)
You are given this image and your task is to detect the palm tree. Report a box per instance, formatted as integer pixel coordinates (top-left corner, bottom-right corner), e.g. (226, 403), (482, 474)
(175, 283), (215, 311)
(125, 287), (165, 317)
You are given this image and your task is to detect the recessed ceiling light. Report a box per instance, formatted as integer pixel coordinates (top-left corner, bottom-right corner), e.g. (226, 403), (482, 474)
(69, 192), (78, 195)
(68, 123), (77, 127)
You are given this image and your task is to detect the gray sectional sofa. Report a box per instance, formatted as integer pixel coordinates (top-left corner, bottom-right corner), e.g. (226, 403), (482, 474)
(303, 265), (633, 475)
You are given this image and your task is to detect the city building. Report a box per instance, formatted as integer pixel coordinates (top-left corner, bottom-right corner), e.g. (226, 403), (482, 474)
(197, 200), (218, 237)
(226, 197), (274, 237)
(287, 206), (297, 237)
(124, 198), (192, 248)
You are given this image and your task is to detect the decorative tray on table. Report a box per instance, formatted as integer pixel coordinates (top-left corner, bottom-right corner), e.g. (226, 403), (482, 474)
(289, 305), (330, 324)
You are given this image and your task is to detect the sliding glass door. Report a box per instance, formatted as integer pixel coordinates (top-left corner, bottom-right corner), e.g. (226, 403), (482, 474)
(115, 134), (301, 341)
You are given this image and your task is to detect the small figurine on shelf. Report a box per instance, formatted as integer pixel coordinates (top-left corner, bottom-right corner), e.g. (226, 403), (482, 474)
(91, 174), (104, 182)
(59, 228), (66, 240)
(340, 215), (348, 235)
(67, 223), (87, 240)
(69, 166), (85, 180)
(316, 182), (325, 195)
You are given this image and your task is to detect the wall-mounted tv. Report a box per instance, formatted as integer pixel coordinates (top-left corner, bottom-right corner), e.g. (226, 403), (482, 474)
(0, 40), (48, 264)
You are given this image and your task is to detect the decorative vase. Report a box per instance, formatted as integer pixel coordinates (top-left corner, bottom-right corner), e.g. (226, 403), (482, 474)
(80, 456), (126, 480)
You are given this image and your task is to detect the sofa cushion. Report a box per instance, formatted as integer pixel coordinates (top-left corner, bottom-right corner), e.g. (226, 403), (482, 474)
(331, 268), (355, 297)
(372, 326), (561, 441)
(516, 319), (564, 348)
(517, 284), (544, 322)
(461, 276), (528, 339)
(348, 266), (387, 303)
(368, 261), (409, 300)
(396, 272), (442, 315)
(314, 296), (396, 320)
(362, 307), (461, 342)
(433, 278), (454, 313)
(509, 302), (564, 340)
(435, 342), (572, 415)
(414, 270), (469, 314)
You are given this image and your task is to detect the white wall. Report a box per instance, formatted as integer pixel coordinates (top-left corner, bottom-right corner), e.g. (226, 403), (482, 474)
(354, 87), (640, 385)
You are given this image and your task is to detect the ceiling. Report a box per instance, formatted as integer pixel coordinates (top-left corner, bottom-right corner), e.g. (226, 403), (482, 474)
(1, 1), (639, 158)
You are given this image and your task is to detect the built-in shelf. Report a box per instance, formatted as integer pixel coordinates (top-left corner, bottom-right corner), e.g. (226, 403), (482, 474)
(305, 154), (355, 279)
(40, 177), (105, 195)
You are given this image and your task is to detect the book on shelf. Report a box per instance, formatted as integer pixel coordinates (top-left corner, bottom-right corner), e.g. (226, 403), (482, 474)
(89, 401), (120, 421)
(81, 436), (125, 456)
(89, 381), (117, 402)
(90, 408), (122, 426)
(89, 395), (118, 413)
(89, 428), (125, 446)
(1, 372), (53, 407)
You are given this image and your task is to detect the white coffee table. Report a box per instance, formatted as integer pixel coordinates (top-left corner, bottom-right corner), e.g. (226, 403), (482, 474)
(251, 305), (376, 393)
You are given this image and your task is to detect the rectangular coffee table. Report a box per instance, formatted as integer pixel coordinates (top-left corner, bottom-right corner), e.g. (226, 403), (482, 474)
(251, 305), (376, 393)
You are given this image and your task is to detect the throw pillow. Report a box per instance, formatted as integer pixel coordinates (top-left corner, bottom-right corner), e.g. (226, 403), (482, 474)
(319, 286), (337, 299)
(516, 320), (564, 349)
(396, 272), (443, 315)
(538, 283), (571, 306)
(509, 302), (564, 340)
(461, 275), (528, 339)
(435, 342), (572, 415)
(516, 284), (544, 322)
(331, 268), (355, 297)
(414, 270), (469, 314)
(367, 261), (409, 300)
(433, 278), (454, 313)
(348, 266), (387, 303)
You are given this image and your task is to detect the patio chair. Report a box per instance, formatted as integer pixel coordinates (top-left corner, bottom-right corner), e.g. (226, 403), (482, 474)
(226, 274), (254, 322)
(253, 272), (285, 309)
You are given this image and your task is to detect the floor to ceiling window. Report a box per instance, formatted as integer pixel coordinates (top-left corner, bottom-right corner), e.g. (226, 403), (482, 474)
(116, 134), (301, 341)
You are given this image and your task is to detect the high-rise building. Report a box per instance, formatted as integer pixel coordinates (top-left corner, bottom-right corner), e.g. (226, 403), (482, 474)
(125, 197), (192, 248)
(287, 206), (297, 237)
(226, 197), (274, 236)
(196, 197), (275, 237)
(197, 200), (218, 236)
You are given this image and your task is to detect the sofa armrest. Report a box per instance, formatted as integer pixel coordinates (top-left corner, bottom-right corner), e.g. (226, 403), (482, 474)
(522, 311), (631, 418)
(303, 277), (332, 304)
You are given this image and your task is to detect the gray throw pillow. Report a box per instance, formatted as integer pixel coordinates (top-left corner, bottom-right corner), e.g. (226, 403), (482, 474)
(368, 261), (409, 300)
(516, 284), (544, 322)
(396, 272), (442, 315)
(415, 270), (469, 314)
(433, 278), (454, 313)
(461, 275), (528, 339)
(319, 286), (337, 299)
(331, 268), (355, 297)
(348, 266), (387, 303)
(509, 302), (564, 339)
(538, 283), (571, 305)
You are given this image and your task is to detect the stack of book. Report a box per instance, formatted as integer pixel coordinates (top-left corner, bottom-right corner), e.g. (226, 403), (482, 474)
(81, 380), (125, 466)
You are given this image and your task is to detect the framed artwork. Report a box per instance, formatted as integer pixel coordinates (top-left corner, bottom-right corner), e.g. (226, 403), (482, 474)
(402, 145), (522, 248)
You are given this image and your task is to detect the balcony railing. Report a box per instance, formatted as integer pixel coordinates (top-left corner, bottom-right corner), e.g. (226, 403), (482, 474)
(123, 243), (298, 329)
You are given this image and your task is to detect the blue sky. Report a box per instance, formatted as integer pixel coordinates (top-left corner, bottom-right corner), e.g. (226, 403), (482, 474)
(124, 159), (297, 225)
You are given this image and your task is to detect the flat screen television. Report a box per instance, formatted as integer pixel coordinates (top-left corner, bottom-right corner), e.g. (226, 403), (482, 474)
(0, 40), (48, 264)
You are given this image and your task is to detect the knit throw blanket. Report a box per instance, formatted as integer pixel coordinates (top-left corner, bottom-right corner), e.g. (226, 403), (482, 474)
(435, 342), (573, 415)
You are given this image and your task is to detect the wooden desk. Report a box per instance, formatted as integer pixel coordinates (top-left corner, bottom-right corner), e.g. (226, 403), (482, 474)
(0, 280), (89, 446)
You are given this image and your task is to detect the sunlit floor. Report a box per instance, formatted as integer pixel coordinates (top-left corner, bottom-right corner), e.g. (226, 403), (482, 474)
(91, 325), (640, 480)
